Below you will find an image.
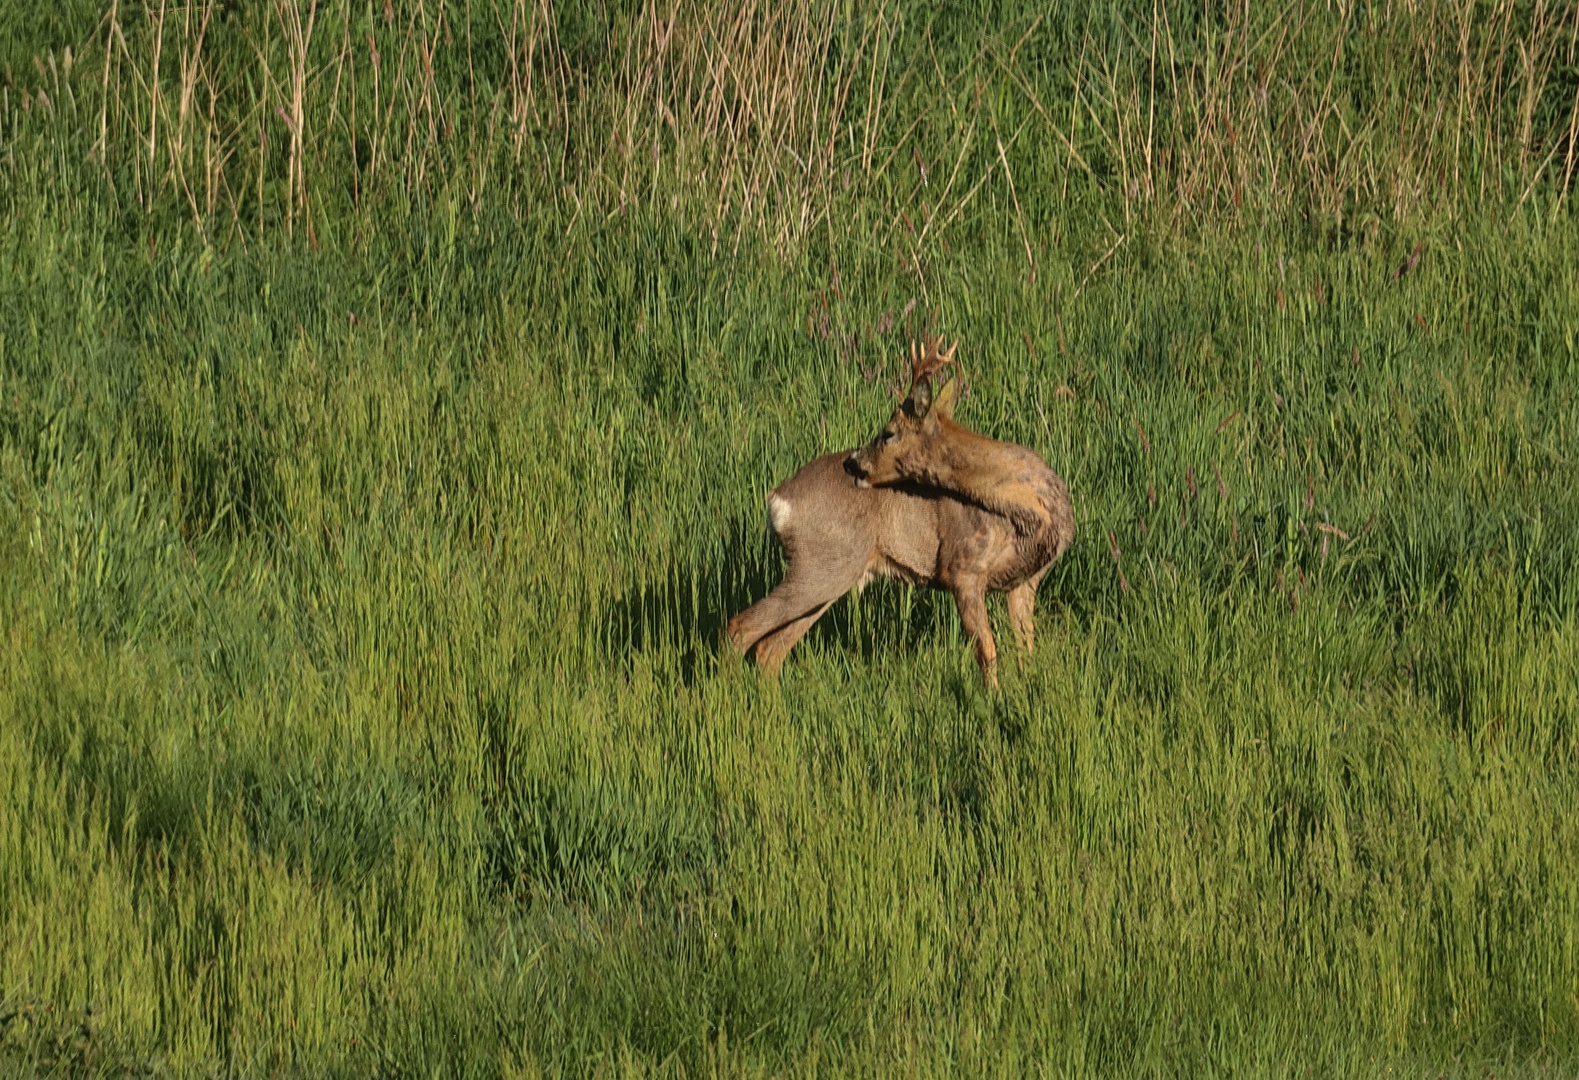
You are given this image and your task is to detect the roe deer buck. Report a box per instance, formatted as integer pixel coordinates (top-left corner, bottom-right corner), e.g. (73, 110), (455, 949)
(727, 337), (1074, 685)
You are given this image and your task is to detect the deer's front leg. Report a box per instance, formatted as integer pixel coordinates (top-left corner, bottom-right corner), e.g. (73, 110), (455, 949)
(949, 579), (999, 688)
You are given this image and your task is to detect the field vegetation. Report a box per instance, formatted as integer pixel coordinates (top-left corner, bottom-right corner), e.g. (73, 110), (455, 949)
(2, 0), (1579, 1075)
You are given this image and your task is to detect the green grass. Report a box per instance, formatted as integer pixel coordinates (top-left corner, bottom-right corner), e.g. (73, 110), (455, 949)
(3, 2), (1579, 1076)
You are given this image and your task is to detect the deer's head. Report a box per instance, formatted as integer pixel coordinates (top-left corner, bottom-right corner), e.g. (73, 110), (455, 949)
(847, 337), (961, 488)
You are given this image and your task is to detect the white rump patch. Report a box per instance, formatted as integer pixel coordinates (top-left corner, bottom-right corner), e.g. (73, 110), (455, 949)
(767, 493), (793, 533)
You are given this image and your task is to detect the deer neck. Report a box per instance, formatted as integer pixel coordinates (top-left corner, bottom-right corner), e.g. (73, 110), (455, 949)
(905, 419), (1051, 533)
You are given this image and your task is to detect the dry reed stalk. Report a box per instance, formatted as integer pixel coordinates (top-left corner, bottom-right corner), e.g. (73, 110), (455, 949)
(859, 0), (892, 173)
(1075, 230), (1126, 298)
(146, 0), (166, 212)
(992, 45), (1092, 183)
(97, 0), (119, 170)
(992, 98), (1035, 273)
(173, 0), (215, 230)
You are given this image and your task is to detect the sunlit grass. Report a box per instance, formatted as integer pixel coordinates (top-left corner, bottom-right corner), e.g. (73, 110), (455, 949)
(2, 1), (1579, 1076)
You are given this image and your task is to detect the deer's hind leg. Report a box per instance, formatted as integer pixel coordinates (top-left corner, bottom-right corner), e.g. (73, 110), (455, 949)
(751, 600), (837, 673)
(727, 550), (868, 670)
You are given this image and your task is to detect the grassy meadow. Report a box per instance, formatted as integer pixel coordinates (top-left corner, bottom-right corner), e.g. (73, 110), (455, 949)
(3, 0), (1579, 1075)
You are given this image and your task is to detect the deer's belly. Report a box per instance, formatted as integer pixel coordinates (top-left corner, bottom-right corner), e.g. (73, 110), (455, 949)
(869, 552), (935, 588)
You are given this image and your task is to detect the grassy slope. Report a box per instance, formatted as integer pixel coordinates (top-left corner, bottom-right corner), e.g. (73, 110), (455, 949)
(3, 2), (1579, 1076)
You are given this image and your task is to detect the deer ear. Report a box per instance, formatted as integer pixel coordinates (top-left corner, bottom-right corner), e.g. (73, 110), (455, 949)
(909, 376), (932, 418)
(933, 376), (961, 420)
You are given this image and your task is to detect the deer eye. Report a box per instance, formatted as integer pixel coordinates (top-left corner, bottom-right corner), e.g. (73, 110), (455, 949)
(881, 430), (896, 444)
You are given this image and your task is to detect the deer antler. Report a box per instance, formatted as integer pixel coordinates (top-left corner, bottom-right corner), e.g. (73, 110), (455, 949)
(906, 336), (958, 396)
